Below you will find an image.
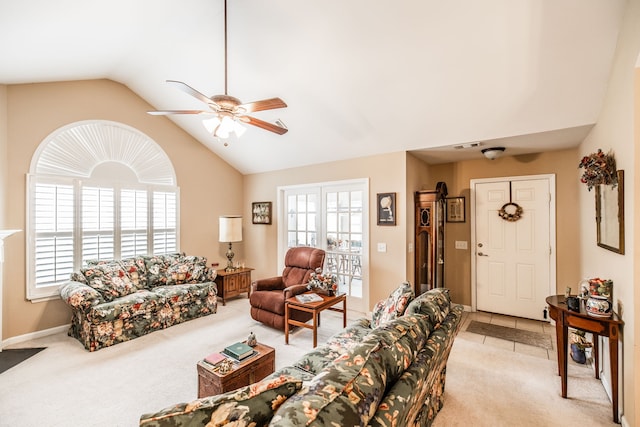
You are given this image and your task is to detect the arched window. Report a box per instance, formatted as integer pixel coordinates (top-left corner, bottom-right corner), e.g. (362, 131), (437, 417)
(27, 120), (179, 300)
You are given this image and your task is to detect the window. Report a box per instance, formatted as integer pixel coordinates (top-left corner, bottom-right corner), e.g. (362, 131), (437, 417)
(27, 121), (178, 300)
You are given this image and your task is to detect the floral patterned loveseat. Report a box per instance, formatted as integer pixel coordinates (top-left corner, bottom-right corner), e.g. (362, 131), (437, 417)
(139, 285), (463, 426)
(59, 253), (218, 351)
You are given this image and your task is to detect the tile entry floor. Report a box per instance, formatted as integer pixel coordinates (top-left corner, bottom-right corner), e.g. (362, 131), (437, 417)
(459, 310), (594, 369)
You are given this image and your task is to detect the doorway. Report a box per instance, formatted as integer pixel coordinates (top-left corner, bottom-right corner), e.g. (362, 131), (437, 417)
(471, 175), (556, 321)
(280, 179), (368, 313)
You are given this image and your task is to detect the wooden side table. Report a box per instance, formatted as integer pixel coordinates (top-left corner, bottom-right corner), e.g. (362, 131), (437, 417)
(285, 292), (347, 348)
(197, 342), (275, 398)
(214, 267), (253, 305)
(545, 295), (623, 423)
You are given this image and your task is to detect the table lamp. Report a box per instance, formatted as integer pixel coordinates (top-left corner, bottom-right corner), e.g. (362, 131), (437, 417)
(219, 215), (242, 271)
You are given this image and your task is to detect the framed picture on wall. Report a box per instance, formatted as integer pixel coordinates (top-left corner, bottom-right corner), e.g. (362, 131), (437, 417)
(252, 202), (272, 224)
(377, 193), (396, 226)
(446, 197), (465, 223)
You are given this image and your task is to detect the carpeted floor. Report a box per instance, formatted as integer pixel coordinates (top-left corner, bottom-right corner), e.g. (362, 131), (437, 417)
(0, 347), (46, 374)
(0, 299), (617, 426)
(465, 320), (553, 350)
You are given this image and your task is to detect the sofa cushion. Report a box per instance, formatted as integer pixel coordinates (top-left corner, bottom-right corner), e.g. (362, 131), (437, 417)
(404, 287), (451, 327)
(118, 256), (148, 289)
(293, 317), (372, 375)
(371, 281), (414, 328)
(271, 341), (383, 426)
(89, 290), (164, 323)
(81, 261), (141, 302)
(139, 375), (302, 427)
(152, 282), (215, 308)
(142, 253), (182, 287)
(165, 255), (208, 285)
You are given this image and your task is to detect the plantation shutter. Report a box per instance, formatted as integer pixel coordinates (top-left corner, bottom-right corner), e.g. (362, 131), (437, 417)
(81, 186), (115, 262)
(33, 183), (75, 288)
(153, 191), (178, 254)
(120, 188), (149, 258)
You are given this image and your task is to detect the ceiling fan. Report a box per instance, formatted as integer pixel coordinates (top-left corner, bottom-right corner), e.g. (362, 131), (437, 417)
(147, 0), (288, 139)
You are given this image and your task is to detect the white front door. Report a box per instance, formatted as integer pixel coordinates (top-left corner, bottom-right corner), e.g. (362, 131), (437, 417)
(472, 175), (555, 320)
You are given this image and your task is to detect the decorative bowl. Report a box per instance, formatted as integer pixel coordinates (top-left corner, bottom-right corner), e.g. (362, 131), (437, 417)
(586, 295), (612, 318)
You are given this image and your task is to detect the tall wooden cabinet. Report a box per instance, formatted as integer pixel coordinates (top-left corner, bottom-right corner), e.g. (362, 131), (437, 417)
(414, 182), (447, 295)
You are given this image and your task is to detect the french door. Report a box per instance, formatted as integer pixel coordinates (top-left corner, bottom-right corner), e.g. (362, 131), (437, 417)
(280, 180), (368, 312)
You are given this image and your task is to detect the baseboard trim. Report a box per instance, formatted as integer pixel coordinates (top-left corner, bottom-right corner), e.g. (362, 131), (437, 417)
(2, 324), (69, 349)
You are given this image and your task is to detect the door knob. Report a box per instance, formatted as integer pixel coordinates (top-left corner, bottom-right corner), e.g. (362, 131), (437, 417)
(478, 252), (489, 257)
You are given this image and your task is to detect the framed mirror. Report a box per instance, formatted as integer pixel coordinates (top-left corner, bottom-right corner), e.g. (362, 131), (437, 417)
(596, 169), (624, 254)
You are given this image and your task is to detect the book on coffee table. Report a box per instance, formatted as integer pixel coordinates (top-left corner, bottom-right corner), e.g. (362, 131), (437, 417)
(204, 352), (227, 366)
(222, 342), (254, 361)
(295, 293), (323, 303)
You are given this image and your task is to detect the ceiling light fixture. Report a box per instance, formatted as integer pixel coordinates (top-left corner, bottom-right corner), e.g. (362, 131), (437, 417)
(481, 147), (505, 160)
(204, 0), (245, 140)
(147, 0), (288, 143)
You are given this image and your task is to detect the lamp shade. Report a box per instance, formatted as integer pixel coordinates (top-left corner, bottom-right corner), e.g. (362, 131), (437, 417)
(219, 216), (242, 242)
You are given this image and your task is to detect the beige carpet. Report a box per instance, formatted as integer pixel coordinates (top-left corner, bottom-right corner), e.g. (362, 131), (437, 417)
(432, 336), (616, 427)
(0, 299), (616, 426)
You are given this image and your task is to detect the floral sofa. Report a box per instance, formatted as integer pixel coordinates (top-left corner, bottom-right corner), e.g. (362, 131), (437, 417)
(59, 253), (218, 351)
(139, 285), (463, 426)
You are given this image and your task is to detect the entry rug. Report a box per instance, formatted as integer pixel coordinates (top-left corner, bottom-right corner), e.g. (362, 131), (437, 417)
(0, 348), (46, 374)
(466, 321), (553, 350)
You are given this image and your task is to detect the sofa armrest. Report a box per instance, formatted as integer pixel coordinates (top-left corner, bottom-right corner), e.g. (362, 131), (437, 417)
(59, 281), (103, 310)
(283, 284), (309, 299)
(251, 276), (285, 292)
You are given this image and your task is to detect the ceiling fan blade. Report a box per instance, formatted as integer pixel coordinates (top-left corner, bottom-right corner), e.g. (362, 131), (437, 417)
(240, 98), (287, 113)
(147, 110), (211, 115)
(166, 80), (215, 106)
(242, 116), (288, 135)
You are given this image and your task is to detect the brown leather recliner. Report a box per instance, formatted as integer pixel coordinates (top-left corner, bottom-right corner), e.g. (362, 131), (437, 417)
(249, 246), (326, 330)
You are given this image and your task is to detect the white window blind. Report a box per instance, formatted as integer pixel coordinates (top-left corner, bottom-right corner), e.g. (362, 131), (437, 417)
(82, 186), (115, 262)
(33, 183), (74, 288)
(121, 189), (149, 258)
(28, 178), (179, 300)
(153, 191), (177, 254)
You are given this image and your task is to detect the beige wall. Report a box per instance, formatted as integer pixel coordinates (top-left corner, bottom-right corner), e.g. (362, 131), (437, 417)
(244, 152), (409, 311)
(634, 66), (640, 427)
(3, 80), (243, 340)
(0, 84), (7, 228)
(579, 2), (639, 424)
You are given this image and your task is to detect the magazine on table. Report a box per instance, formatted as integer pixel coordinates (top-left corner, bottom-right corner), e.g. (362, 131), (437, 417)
(295, 293), (324, 303)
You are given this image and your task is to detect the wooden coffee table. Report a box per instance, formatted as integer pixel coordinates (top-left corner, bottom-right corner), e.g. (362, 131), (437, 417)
(285, 292), (347, 348)
(196, 342), (275, 397)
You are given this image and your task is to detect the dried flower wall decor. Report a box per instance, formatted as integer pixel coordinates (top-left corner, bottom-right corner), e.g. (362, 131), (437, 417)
(578, 149), (617, 191)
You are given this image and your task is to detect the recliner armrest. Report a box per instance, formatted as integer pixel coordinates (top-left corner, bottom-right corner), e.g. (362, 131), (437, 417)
(251, 276), (285, 292)
(283, 284), (310, 300)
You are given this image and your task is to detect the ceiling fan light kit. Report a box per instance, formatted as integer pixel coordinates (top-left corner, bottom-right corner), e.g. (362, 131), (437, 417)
(203, 115), (246, 139)
(147, 0), (287, 141)
(481, 147), (506, 160)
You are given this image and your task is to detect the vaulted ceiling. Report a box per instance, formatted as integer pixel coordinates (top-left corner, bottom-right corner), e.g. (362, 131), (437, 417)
(0, 0), (627, 174)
